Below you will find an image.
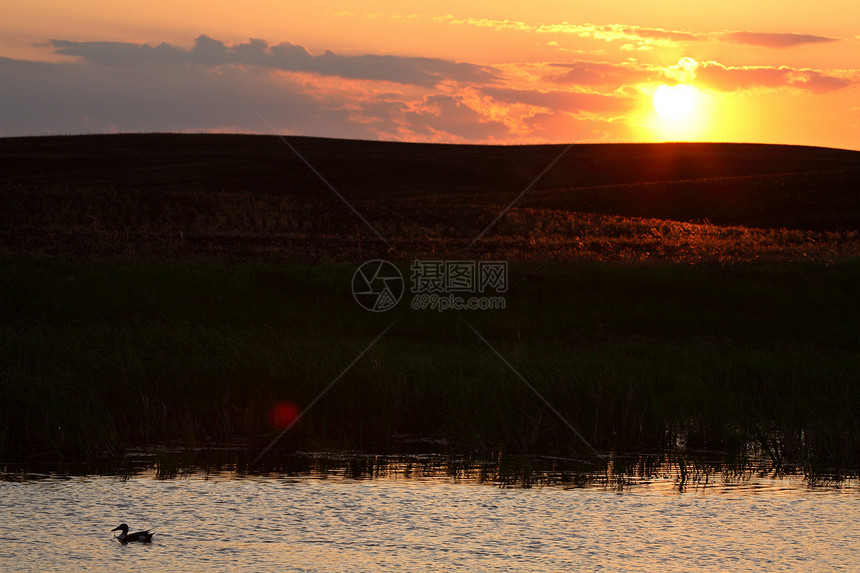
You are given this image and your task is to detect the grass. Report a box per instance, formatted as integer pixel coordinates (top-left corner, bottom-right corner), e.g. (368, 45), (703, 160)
(1, 258), (857, 477)
(3, 183), (860, 263)
(2, 134), (860, 263)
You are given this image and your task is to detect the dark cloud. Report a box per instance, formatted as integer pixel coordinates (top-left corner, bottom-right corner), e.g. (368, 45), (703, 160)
(49, 39), (186, 66)
(0, 50), (512, 141)
(0, 54), (368, 137)
(722, 31), (838, 48)
(49, 35), (499, 88)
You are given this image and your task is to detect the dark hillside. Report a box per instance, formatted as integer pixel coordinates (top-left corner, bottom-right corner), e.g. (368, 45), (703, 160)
(2, 135), (859, 262)
(2, 135), (858, 229)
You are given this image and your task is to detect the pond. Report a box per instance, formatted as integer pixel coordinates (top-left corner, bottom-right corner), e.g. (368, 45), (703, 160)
(2, 452), (858, 572)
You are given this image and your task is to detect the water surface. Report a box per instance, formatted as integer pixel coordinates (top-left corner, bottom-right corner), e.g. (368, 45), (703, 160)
(2, 456), (858, 572)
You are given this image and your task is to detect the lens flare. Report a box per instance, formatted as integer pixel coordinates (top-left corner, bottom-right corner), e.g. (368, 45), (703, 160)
(270, 401), (301, 429)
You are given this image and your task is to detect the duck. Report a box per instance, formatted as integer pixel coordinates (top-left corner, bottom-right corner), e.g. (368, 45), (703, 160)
(111, 523), (154, 544)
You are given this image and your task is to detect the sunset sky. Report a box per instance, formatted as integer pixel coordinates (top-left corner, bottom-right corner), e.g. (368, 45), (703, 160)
(2, 1), (858, 149)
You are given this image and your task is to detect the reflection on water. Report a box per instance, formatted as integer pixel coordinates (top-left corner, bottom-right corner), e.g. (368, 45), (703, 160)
(8, 446), (853, 490)
(2, 451), (859, 572)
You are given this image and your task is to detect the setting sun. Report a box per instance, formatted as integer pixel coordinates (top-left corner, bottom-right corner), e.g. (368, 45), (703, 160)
(644, 81), (714, 142)
(654, 84), (697, 120)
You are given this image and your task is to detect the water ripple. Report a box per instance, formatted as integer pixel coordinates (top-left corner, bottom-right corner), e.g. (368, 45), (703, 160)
(1, 457), (858, 572)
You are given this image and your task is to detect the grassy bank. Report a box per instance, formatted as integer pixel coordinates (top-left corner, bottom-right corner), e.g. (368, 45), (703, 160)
(2, 258), (857, 475)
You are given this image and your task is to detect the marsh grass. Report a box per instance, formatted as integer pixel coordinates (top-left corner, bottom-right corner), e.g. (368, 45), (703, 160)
(2, 258), (857, 476)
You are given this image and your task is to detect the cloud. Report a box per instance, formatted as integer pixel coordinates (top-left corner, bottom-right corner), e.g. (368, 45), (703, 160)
(480, 86), (633, 114)
(2, 34), (641, 141)
(722, 31), (838, 48)
(663, 57), (699, 83)
(3, 33), (856, 143)
(547, 61), (652, 87)
(0, 40), (517, 142)
(401, 94), (512, 141)
(441, 17), (705, 49)
(608, 25), (702, 44)
(692, 61), (856, 93)
(433, 14), (843, 51)
(0, 53), (362, 137)
(49, 35), (500, 88)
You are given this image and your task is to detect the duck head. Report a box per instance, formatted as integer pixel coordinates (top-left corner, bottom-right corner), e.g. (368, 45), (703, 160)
(111, 524), (129, 534)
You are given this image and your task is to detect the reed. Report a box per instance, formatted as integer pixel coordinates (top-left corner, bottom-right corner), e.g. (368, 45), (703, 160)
(1, 258), (857, 476)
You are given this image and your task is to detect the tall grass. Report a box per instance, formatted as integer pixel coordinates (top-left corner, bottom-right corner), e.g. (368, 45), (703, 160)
(1, 258), (857, 476)
(3, 183), (860, 263)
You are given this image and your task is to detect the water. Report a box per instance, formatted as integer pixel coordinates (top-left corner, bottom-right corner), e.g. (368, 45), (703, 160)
(1, 458), (859, 572)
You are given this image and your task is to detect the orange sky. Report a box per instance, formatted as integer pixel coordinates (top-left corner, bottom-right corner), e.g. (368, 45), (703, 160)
(2, 1), (858, 149)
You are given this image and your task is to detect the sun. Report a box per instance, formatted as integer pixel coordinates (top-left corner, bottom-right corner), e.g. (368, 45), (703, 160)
(653, 84), (697, 120)
(644, 82), (714, 142)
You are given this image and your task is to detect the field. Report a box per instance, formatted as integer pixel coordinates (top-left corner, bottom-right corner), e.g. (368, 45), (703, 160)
(1, 134), (859, 477)
(3, 134), (860, 262)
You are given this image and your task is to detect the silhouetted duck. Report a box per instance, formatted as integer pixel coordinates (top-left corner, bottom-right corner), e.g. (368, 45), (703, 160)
(111, 523), (154, 544)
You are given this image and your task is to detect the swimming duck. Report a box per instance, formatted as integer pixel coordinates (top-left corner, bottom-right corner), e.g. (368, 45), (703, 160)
(111, 523), (154, 544)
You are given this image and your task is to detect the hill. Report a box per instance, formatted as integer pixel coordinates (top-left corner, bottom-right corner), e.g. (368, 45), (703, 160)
(2, 134), (859, 261)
